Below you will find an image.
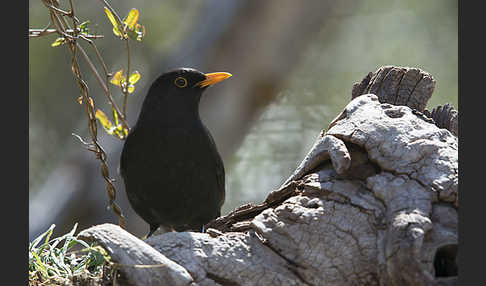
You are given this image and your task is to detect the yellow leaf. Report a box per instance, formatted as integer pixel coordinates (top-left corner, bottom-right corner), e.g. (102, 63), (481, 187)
(77, 96), (83, 105)
(95, 109), (113, 134)
(120, 125), (129, 138)
(128, 71), (140, 84)
(104, 7), (118, 28)
(127, 85), (135, 94)
(112, 26), (122, 37)
(110, 70), (125, 86)
(51, 37), (65, 47)
(124, 9), (139, 30)
(104, 7), (122, 36)
(118, 125), (129, 138)
(111, 123), (128, 140)
(112, 107), (119, 125)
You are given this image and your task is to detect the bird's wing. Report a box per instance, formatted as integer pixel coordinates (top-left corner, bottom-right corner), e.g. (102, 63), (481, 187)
(203, 125), (226, 208)
(119, 126), (137, 181)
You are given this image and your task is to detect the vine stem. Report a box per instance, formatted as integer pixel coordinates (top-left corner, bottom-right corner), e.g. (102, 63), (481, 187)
(123, 39), (130, 116)
(35, 0), (127, 229)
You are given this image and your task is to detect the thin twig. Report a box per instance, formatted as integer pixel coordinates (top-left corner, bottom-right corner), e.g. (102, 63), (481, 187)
(76, 43), (130, 131)
(122, 40), (130, 116)
(70, 42), (126, 229)
(29, 29), (104, 39)
(97, 0), (124, 24)
(81, 36), (111, 78)
(76, 44), (109, 92)
(46, 3), (75, 41)
(80, 36), (115, 122)
(42, 1), (71, 16)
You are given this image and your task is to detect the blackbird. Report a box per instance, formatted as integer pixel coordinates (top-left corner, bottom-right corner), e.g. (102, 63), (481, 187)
(120, 68), (231, 237)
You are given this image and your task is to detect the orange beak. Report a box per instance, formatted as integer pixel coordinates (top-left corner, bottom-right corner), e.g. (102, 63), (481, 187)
(195, 72), (232, 88)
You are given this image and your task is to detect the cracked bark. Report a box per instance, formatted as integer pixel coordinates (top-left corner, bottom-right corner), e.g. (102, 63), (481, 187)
(77, 66), (458, 286)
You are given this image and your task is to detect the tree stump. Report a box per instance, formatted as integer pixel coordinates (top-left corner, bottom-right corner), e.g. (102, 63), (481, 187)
(78, 66), (458, 286)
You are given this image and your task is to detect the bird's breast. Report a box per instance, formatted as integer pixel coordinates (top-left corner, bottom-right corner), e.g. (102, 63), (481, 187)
(120, 119), (225, 227)
(123, 123), (219, 179)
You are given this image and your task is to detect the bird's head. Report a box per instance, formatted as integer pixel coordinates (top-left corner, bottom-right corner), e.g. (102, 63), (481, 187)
(140, 68), (232, 119)
(149, 67), (231, 99)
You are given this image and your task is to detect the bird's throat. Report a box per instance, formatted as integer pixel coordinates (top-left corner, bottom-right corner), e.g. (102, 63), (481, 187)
(137, 93), (202, 127)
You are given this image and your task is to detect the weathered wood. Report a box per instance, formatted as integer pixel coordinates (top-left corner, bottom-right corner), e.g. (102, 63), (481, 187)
(351, 65), (436, 112)
(351, 66), (458, 137)
(78, 224), (194, 286)
(76, 66), (458, 286)
(424, 104), (458, 137)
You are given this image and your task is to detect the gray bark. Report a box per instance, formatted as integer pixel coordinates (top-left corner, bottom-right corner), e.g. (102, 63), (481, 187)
(78, 66), (458, 285)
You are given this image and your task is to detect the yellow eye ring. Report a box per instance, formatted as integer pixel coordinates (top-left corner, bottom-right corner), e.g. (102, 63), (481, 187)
(174, 77), (188, 88)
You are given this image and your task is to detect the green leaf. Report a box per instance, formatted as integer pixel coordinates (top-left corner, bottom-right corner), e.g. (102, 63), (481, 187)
(87, 249), (106, 269)
(31, 251), (48, 278)
(70, 237), (91, 249)
(49, 249), (70, 277)
(38, 224), (55, 254)
(60, 223), (77, 257)
(29, 224), (56, 252)
(79, 20), (90, 34)
(79, 20), (90, 30)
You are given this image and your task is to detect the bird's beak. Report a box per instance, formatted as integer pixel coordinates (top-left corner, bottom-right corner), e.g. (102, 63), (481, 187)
(195, 72), (232, 88)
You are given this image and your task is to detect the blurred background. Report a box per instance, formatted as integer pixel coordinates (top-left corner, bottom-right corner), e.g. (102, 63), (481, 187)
(29, 0), (457, 239)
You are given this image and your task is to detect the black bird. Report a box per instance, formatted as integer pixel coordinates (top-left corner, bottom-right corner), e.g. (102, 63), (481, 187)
(120, 68), (231, 237)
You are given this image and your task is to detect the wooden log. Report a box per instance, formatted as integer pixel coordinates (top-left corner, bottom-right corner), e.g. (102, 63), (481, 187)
(77, 66), (458, 285)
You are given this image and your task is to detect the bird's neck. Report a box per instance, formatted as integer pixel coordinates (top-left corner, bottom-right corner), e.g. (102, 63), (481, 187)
(136, 95), (202, 127)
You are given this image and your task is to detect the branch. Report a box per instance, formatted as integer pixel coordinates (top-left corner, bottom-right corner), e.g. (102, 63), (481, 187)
(29, 29), (104, 39)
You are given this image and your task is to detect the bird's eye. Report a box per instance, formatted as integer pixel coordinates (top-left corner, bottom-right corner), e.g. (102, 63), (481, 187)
(174, 77), (188, 88)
